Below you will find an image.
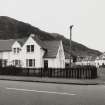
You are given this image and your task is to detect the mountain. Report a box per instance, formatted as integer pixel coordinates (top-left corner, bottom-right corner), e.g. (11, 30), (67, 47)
(0, 16), (102, 57)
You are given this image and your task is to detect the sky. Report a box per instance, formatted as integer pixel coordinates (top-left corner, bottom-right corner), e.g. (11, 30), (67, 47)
(0, 0), (105, 52)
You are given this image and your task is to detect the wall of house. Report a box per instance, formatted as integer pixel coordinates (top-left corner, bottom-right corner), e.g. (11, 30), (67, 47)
(0, 52), (3, 59)
(20, 37), (45, 68)
(76, 60), (96, 66)
(10, 41), (22, 67)
(95, 59), (105, 67)
(0, 36), (65, 68)
(56, 41), (65, 68)
(2, 51), (12, 66)
(44, 41), (65, 68)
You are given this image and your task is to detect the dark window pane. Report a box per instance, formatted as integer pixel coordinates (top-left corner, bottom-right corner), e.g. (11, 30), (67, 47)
(3, 60), (7, 67)
(14, 60), (18, 66)
(31, 45), (34, 52)
(33, 59), (35, 67)
(17, 48), (20, 53)
(27, 45), (30, 52)
(14, 48), (16, 53)
(29, 59), (32, 67)
(44, 60), (48, 69)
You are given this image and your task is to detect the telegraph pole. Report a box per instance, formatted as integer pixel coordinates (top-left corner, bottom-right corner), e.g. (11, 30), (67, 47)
(70, 25), (74, 68)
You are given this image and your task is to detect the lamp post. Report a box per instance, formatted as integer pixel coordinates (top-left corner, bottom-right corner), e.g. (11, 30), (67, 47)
(70, 25), (74, 68)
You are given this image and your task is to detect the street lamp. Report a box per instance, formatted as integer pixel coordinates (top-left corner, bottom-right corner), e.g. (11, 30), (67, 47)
(70, 25), (74, 68)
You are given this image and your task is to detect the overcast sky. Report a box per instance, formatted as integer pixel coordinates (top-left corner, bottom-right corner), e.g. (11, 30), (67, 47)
(0, 0), (105, 52)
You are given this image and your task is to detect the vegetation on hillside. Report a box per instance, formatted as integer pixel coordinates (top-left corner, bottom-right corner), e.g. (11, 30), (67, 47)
(0, 16), (102, 57)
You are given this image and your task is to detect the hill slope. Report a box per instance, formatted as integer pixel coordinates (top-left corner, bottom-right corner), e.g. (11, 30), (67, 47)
(0, 16), (102, 57)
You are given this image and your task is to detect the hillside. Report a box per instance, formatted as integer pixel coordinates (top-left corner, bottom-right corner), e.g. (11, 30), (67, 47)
(0, 16), (102, 57)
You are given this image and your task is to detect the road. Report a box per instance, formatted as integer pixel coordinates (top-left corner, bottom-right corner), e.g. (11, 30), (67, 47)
(0, 80), (104, 105)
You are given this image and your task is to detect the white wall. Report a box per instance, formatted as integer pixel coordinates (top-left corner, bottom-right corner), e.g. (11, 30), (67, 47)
(0, 36), (65, 69)
(20, 36), (45, 68)
(76, 60), (96, 66)
(95, 59), (105, 67)
(44, 41), (65, 68)
(10, 41), (22, 66)
(56, 41), (65, 68)
(0, 52), (3, 59)
(1, 51), (12, 66)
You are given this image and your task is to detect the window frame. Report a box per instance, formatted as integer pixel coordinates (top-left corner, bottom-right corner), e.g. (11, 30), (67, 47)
(27, 45), (30, 52)
(26, 59), (35, 67)
(31, 45), (34, 52)
(13, 48), (16, 53)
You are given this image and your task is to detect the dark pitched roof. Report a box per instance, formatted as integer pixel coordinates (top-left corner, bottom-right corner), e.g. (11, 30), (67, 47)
(16, 37), (28, 46)
(0, 39), (15, 52)
(0, 36), (61, 58)
(31, 35), (61, 58)
(43, 41), (61, 58)
(31, 36), (46, 49)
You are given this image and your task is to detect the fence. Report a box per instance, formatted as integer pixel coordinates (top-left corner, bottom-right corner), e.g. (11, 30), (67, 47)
(97, 67), (105, 80)
(0, 66), (97, 79)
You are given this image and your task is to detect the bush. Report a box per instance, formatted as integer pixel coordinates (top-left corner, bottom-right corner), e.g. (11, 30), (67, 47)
(0, 66), (22, 75)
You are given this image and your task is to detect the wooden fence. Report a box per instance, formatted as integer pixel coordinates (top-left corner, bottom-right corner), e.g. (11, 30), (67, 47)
(0, 66), (97, 79)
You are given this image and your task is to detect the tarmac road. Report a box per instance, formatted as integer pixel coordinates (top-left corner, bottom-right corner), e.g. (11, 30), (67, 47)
(0, 80), (105, 105)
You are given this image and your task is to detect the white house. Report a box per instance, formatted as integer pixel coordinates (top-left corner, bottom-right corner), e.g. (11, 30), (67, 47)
(0, 34), (65, 68)
(75, 56), (96, 66)
(0, 39), (15, 67)
(64, 52), (73, 68)
(95, 52), (105, 67)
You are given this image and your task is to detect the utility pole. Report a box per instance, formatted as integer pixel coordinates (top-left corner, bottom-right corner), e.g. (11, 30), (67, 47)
(70, 25), (74, 68)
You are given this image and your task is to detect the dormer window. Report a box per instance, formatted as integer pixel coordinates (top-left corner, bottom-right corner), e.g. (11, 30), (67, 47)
(27, 45), (34, 52)
(27, 45), (30, 52)
(14, 48), (16, 53)
(17, 48), (20, 53)
(13, 48), (20, 53)
(31, 45), (34, 52)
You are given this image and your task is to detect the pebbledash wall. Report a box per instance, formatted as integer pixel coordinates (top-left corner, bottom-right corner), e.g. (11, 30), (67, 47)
(20, 36), (45, 68)
(0, 34), (65, 68)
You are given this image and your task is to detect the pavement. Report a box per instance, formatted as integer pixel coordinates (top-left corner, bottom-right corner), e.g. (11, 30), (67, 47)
(0, 75), (104, 85)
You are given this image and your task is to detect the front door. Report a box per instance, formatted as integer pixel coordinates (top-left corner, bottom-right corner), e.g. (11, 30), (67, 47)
(44, 60), (48, 69)
(0, 59), (2, 67)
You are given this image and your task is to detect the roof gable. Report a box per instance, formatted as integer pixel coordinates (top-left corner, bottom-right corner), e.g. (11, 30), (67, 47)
(31, 36), (46, 49)
(12, 41), (21, 48)
(30, 35), (61, 58)
(0, 37), (27, 52)
(16, 37), (28, 46)
(0, 34), (62, 58)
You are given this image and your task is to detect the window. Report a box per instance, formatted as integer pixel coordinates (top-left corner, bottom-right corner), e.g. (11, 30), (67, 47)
(31, 45), (34, 52)
(13, 60), (21, 67)
(15, 60), (18, 65)
(2, 60), (7, 67)
(26, 45), (34, 52)
(44, 60), (48, 69)
(26, 59), (35, 67)
(27, 45), (30, 52)
(33, 59), (35, 67)
(14, 48), (16, 53)
(29, 59), (32, 67)
(17, 48), (20, 53)
(13, 48), (21, 53)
